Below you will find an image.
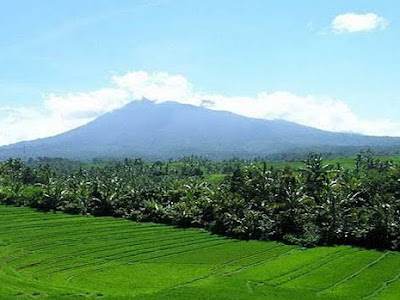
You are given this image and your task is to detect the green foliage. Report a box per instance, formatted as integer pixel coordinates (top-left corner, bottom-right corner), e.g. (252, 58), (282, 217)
(0, 154), (399, 251)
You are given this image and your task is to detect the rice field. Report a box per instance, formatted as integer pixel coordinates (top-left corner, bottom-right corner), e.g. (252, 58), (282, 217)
(0, 205), (399, 299)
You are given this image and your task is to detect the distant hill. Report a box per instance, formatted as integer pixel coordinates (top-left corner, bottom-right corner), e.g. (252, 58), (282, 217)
(1, 100), (400, 160)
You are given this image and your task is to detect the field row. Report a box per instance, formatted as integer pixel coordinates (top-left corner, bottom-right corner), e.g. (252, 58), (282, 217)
(0, 205), (399, 299)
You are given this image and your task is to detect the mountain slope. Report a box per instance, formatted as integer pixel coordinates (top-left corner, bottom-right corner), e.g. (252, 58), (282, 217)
(1, 100), (400, 159)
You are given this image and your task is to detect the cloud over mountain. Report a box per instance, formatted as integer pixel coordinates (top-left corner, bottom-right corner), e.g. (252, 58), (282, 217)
(1, 71), (400, 146)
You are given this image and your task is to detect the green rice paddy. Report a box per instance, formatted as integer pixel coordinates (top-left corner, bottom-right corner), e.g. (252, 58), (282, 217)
(0, 205), (399, 299)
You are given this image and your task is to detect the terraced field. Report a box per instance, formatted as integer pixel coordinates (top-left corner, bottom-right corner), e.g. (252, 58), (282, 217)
(1, 205), (399, 299)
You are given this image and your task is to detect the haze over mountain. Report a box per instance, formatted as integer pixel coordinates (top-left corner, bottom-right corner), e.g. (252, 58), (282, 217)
(1, 100), (400, 160)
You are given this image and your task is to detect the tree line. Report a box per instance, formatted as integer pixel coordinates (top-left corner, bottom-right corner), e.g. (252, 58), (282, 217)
(0, 154), (399, 250)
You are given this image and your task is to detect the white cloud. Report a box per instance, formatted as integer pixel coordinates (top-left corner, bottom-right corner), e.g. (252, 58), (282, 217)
(0, 106), (84, 146)
(112, 71), (195, 104)
(332, 13), (388, 33)
(1, 71), (400, 146)
(44, 88), (129, 119)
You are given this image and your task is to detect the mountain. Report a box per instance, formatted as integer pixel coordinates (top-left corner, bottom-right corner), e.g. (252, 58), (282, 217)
(1, 100), (400, 160)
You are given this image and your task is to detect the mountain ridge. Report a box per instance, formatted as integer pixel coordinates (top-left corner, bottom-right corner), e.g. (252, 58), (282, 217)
(1, 100), (400, 160)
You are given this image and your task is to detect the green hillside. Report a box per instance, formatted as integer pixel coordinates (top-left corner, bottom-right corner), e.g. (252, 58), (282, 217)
(1, 205), (399, 299)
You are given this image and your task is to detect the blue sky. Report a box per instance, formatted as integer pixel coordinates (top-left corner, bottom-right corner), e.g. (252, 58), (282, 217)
(0, 0), (399, 145)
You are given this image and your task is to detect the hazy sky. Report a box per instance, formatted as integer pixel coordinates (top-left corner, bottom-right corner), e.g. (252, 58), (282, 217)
(1, 0), (399, 145)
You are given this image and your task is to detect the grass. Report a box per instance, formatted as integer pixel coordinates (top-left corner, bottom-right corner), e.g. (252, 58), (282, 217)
(264, 155), (400, 170)
(0, 205), (399, 299)
(205, 156), (400, 184)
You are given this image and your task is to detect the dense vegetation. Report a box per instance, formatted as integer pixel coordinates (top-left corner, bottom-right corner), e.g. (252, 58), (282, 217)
(1, 205), (400, 299)
(1, 154), (399, 250)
